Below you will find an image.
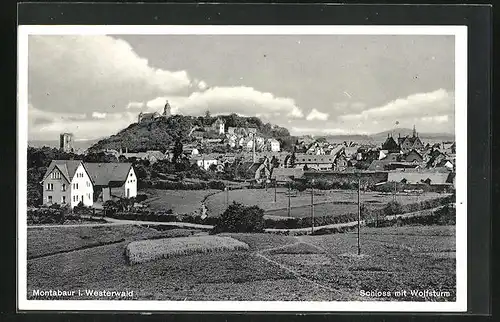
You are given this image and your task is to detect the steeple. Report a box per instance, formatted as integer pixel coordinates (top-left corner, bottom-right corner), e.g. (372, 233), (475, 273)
(412, 124), (417, 138)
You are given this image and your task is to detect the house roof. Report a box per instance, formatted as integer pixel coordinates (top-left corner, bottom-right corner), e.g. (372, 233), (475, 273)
(42, 160), (84, 183)
(84, 163), (133, 186)
(387, 171), (451, 185)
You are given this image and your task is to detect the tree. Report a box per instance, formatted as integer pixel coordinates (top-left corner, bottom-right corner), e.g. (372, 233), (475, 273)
(172, 139), (183, 163)
(208, 163), (218, 172)
(213, 202), (265, 233)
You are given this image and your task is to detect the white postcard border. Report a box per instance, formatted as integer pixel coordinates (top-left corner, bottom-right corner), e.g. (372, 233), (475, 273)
(17, 24), (468, 312)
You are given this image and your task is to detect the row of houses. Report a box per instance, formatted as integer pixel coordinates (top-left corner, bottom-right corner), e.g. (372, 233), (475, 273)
(41, 160), (137, 208)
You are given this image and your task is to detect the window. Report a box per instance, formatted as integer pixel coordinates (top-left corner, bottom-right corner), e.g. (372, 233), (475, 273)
(50, 171), (61, 179)
(61, 184), (66, 191)
(130, 172), (133, 177)
(48, 196), (53, 203)
(62, 196), (66, 204)
(46, 183), (54, 191)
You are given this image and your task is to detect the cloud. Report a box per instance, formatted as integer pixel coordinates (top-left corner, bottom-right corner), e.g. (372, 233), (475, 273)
(28, 35), (193, 115)
(28, 106), (138, 140)
(421, 115), (449, 123)
(306, 108), (329, 121)
(197, 80), (208, 91)
(126, 102), (144, 109)
(339, 89), (454, 122)
(143, 86), (304, 120)
(92, 112), (107, 119)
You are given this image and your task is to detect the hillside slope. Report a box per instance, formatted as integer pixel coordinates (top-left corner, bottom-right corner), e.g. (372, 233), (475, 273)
(88, 114), (294, 153)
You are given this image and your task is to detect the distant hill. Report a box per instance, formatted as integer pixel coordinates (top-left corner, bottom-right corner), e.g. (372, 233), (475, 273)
(28, 139), (101, 151)
(371, 128), (455, 142)
(87, 114), (295, 153)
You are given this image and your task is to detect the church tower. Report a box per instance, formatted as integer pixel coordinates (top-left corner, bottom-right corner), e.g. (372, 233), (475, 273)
(412, 124), (417, 138)
(163, 100), (171, 118)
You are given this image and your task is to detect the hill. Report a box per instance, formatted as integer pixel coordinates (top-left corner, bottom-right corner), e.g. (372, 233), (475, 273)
(371, 128), (455, 142)
(88, 114), (295, 153)
(28, 139), (101, 151)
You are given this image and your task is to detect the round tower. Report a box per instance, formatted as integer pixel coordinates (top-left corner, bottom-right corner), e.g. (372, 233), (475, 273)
(163, 100), (171, 118)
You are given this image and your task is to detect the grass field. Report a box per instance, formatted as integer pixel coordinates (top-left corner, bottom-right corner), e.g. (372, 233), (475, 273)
(144, 189), (220, 214)
(205, 188), (447, 217)
(27, 224), (456, 301)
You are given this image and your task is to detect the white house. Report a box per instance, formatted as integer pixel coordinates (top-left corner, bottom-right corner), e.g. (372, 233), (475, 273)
(41, 160), (94, 208)
(267, 138), (281, 152)
(85, 163), (137, 202)
(191, 155), (218, 171)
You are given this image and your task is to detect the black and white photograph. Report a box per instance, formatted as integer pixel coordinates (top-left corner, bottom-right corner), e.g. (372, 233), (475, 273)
(17, 25), (467, 312)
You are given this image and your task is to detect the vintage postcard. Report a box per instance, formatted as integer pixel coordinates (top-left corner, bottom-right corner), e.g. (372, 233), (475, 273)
(17, 25), (467, 312)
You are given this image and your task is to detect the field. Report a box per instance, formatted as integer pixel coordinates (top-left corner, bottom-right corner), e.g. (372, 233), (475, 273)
(126, 236), (250, 264)
(27, 224), (456, 301)
(143, 189), (220, 214)
(205, 188), (446, 217)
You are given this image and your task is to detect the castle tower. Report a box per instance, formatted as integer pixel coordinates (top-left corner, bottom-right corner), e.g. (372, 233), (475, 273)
(163, 100), (171, 118)
(59, 133), (74, 153)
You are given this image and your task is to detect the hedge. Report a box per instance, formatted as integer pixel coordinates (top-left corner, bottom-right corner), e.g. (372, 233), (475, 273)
(27, 205), (105, 225)
(264, 195), (453, 230)
(139, 179), (226, 191)
(366, 204), (456, 227)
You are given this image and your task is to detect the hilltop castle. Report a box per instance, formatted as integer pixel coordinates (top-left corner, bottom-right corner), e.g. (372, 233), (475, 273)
(138, 100), (172, 123)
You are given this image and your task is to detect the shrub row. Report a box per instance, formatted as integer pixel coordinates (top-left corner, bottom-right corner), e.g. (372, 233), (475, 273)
(264, 195), (453, 230)
(140, 179), (226, 190)
(27, 205), (95, 225)
(372, 182), (455, 193)
(366, 204), (456, 227)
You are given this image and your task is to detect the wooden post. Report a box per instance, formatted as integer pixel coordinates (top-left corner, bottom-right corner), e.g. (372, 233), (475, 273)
(357, 177), (361, 255)
(311, 183), (315, 234)
(225, 187), (229, 208)
(274, 180), (277, 203)
(287, 182), (291, 218)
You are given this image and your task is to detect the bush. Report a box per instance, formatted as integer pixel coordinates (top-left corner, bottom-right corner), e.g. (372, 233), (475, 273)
(27, 205), (72, 225)
(135, 194), (148, 203)
(213, 202), (265, 233)
(384, 201), (403, 216)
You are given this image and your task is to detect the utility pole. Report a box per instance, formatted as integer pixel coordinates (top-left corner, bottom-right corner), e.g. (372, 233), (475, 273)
(393, 181), (397, 202)
(357, 177), (361, 255)
(287, 182), (291, 218)
(274, 180), (277, 203)
(311, 181), (315, 234)
(225, 186), (229, 208)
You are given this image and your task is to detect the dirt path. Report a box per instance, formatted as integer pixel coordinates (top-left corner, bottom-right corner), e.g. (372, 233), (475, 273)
(254, 238), (339, 293)
(28, 218), (213, 230)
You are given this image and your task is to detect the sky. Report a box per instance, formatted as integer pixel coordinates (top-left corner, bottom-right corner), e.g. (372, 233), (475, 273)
(26, 34), (455, 141)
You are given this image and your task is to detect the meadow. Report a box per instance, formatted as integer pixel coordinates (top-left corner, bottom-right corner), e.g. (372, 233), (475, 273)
(205, 188), (446, 217)
(143, 189), (220, 214)
(27, 224), (455, 301)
